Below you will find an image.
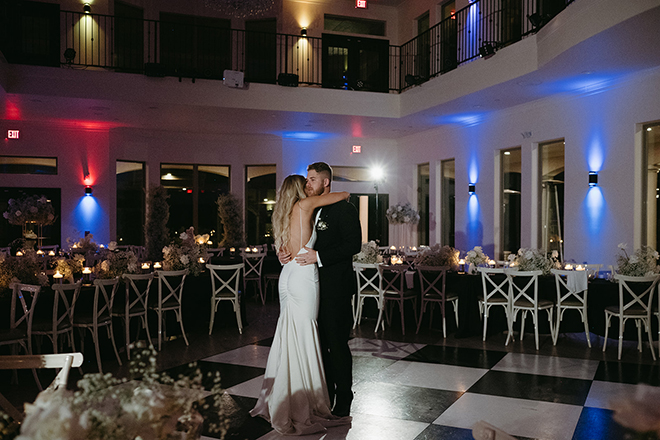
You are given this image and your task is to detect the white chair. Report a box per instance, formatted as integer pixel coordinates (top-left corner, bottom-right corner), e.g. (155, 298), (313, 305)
(0, 284), (42, 390)
(416, 266), (458, 337)
(603, 274), (659, 360)
(31, 281), (80, 354)
(505, 269), (555, 350)
(378, 264), (419, 336)
(151, 269), (189, 351)
(551, 269), (590, 347)
(207, 263), (244, 334)
(477, 267), (511, 342)
(353, 262), (384, 332)
(72, 278), (123, 373)
(0, 353), (83, 422)
(116, 273), (154, 359)
(243, 251), (267, 304)
(207, 247), (225, 258)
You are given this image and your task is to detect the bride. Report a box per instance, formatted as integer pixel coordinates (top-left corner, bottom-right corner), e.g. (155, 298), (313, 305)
(250, 174), (352, 435)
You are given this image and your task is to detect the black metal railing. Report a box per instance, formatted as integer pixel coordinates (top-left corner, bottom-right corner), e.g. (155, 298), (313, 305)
(0, 0), (574, 93)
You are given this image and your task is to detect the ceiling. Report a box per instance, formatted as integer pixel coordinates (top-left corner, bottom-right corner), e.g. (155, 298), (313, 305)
(1, 3), (659, 140)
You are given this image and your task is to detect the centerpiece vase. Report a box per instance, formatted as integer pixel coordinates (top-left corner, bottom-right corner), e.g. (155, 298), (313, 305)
(392, 223), (414, 248)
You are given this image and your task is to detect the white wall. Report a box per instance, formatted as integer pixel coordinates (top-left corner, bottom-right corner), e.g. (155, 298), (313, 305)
(398, 66), (660, 267)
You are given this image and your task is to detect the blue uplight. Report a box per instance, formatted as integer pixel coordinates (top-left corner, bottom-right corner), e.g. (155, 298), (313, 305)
(584, 186), (605, 235)
(434, 113), (484, 127)
(466, 194), (483, 248)
(279, 131), (334, 140)
(73, 196), (106, 240)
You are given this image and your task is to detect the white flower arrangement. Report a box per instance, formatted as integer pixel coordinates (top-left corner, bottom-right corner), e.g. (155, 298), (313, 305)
(385, 202), (420, 225)
(95, 250), (139, 279)
(616, 243), (659, 277)
(353, 241), (383, 264)
(512, 248), (556, 275)
(465, 246), (489, 266)
(7, 342), (228, 440)
(3, 195), (56, 226)
(162, 227), (209, 277)
(414, 244), (459, 269)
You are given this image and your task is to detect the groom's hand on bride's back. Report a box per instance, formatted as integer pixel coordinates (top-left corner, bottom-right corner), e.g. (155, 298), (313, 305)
(278, 249), (292, 265)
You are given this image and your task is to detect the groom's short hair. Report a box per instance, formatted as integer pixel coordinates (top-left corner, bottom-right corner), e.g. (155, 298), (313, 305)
(307, 162), (333, 183)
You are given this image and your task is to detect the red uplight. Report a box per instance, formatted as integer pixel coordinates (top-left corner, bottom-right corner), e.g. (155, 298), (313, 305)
(187, 189), (193, 194)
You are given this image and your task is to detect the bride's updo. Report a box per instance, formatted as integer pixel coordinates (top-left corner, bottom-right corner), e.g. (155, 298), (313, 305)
(272, 174), (307, 254)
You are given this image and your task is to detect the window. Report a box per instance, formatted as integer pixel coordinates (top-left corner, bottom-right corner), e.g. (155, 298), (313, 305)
(418, 163), (429, 246)
(441, 159), (455, 247)
(540, 140), (565, 259)
(246, 165), (276, 245)
(160, 164), (229, 244)
(0, 156), (57, 175)
(643, 122), (660, 249)
(501, 148), (521, 259)
(332, 166), (372, 182)
(116, 161), (145, 245)
(324, 14), (386, 37)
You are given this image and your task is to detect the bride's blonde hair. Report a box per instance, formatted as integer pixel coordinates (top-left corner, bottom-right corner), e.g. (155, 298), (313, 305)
(272, 174), (307, 253)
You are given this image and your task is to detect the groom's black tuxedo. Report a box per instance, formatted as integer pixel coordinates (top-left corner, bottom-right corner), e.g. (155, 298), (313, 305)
(314, 199), (361, 412)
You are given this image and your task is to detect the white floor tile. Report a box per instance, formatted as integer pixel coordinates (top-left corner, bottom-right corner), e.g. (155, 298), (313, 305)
(491, 352), (600, 380)
(584, 380), (659, 410)
(348, 338), (425, 360)
(225, 374), (265, 398)
(374, 360), (488, 392)
(202, 345), (270, 368)
(435, 393), (582, 440)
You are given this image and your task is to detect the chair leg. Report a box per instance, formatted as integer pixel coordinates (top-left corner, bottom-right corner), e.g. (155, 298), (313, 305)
(416, 300), (426, 334)
(143, 313), (153, 348)
(454, 299), (459, 328)
(581, 308), (591, 348)
(107, 322), (122, 365)
(636, 320), (642, 352)
(209, 298), (217, 335)
(482, 305), (489, 342)
(603, 313), (610, 352)
(617, 318), (624, 360)
(235, 299), (243, 334)
(92, 326), (103, 374)
(157, 308), (163, 351)
(176, 308), (189, 346)
(375, 300), (385, 332)
(645, 318), (656, 361)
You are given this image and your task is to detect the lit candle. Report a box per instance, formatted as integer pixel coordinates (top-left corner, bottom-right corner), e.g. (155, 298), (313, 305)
(390, 246), (396, 251)
(207, 240), (212, 245)
(72, 244), (78, 249)
(230, 247), (236, 253)
(48, 250), (55, 256)
(245, 247), (251, 253)
(488, 259), (496, 267)
(16, 251), (23, 256)
(153, 262), (162, 269)
(99, 244), (105, 249)
(198, 257), (205, 263)
(53, 271), (63, 279)
(82, 267), (92, 274)
(411, 246), (417, 251)
(576, 265), (585, 271)
(565, 264), (573, 270)
(252, 247), (258, 253)
(141, 263), (150, 270)
(36, 250), (44, 255)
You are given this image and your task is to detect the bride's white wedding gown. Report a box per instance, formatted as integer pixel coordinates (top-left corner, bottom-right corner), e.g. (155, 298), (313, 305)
(250, 217), (351, 435)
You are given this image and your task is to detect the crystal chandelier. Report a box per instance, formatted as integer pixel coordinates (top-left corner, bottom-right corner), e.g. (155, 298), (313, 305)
(203, 0), (276, 18)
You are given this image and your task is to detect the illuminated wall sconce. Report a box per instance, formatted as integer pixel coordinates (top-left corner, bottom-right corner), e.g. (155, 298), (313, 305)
(85, 186), (93, 196)
(588, 171), (598, 187)
(83, 3), (91, 13)
(468, 183), (476, 194)
(300, 27), (307, 37)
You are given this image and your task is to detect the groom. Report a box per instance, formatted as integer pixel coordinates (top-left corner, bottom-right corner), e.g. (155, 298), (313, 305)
(295, 162), (361, 417)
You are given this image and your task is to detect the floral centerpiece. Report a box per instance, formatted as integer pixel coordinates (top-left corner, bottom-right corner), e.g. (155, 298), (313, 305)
(53, 255), (85, 282)
(67, 233), (99, 254)
(5, 342), (228, 440)
(414, 244), (459, 269)
(353, 241), (382, 264)
(465, 246), (489, 267)
(611, 384), (660, 439)
(3, 195), (56, 227)
(95, 249), (139, 279)
(386, 202), (420, 225)
(616, 243), (660, 277)
(0, 250), (49, 295)
(162, 227), (210, 277)
(512, 248), (556, 275)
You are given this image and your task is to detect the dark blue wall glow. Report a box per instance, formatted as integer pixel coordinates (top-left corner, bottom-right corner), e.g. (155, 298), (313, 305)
(584, 186), (605, 235)
(74, 195), (104, 238)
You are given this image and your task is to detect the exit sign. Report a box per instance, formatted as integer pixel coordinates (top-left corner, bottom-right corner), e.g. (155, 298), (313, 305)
(356, 0), (367, 8)
(7, 130), (19, 139)
(352, 145), (362, 153)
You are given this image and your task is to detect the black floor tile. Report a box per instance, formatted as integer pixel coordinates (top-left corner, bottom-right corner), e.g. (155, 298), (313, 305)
(200, 393), (273, 440)
(164, 361), (265, 390)
(594, 360), (660, 385)
(571, 407), (633, 440)
(352, 381), (462, 423)
(255, 337), (274, 347)
(414, 424), (475, 440)
(468, 370), (592, 406)
(402, 344), (508, 369)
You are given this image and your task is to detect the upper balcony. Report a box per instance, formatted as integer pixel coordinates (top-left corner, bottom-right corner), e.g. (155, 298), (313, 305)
(0, 0), (571, 94)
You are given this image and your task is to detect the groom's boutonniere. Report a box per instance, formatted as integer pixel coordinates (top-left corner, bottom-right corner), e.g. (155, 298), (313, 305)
(316, 220), (329, 231)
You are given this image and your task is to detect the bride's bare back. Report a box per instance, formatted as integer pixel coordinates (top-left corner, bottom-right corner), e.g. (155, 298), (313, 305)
(286, 192), (349, 256)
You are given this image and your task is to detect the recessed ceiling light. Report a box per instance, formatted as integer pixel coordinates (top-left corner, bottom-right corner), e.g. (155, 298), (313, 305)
(504, 151), (511, 155)
(648, 127), (653, 132)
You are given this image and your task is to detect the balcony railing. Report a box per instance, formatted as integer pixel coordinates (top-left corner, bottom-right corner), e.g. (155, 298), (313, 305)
(0, 0), (573, 93)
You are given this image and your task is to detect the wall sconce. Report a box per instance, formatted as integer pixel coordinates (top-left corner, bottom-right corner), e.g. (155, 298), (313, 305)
(85, 186), (93, 196)
(83, 3), (91, 14)
(589, 171), (598, 187)
(478, 42), (497, 59)
(300, 27), (307, 37)
(468, 183), (476, 194)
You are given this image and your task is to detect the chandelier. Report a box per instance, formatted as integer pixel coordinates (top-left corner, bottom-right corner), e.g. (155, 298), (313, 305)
(203, 0), (276, 18)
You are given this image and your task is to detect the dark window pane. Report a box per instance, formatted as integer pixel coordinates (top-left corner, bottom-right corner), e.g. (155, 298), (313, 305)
(116, 161), (145, 245)
(324, 14), (386, 37)
(246, 166), (276, 245)
(0, 156), (57, 175)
